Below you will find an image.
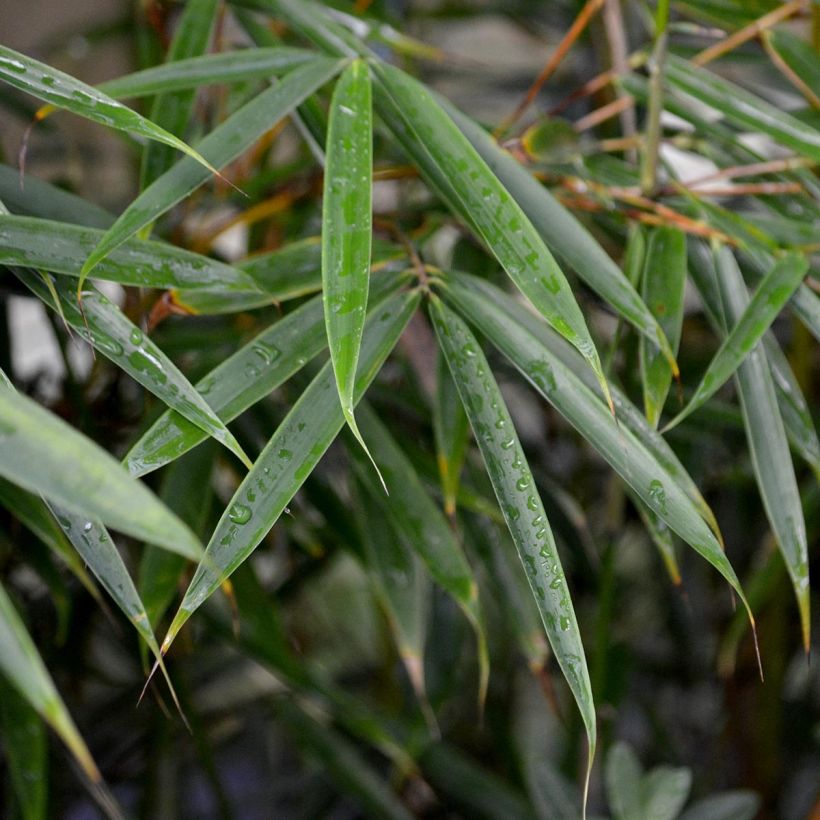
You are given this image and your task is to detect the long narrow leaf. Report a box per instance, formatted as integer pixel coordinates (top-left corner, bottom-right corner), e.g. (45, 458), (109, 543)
(15, 268), (252, 469)
(443, 101), (677, 372)
(80, 56), (344, 278)
(0, 46), (220, 177)
(0, 387), (202, 559)
(430, 296), (596, 804)
(713, 246), (809, 649)
(640, 228), (686, 428)
(323, 59), (375, 465)
(0, 581), (100, 783)
(160, 289), (419, 652)
(0, 215), (260, 291)
(664, 252), (808, 432)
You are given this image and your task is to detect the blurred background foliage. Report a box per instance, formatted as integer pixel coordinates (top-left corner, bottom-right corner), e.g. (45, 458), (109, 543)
(0, 0), (818, 818)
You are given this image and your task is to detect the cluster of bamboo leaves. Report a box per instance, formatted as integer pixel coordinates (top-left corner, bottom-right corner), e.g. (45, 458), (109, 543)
(0, 0), (817, 816)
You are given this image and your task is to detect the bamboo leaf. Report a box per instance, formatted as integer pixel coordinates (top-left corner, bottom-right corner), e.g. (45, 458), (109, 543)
(664, 252), (808, 432)
(440, 273), (751, 611)
(0, 46), (221, 179)
(0, 677), (48, 820)
(640, 228), (686, 428)
(766, 30), (820, 100)
(97, 47), (317, 99)
(80, 56), (344, 279)
(124, 270), (406, 477)
(0, 215), (260, 291)
(15, 268), (252, 469)
(429, 296), (596, 803)
(160, 289), (418, 652)
(0, 387), (202, 559)
(432, 350), (470, 516)
(323, 59), (376, 470)
(348, 401), (489, 706)
(442, 101), (677, 373)
(664, 54), (820, 161)
(140, 0), (220, 188)
(712, 246), (809, 649)
(370, 62), (613, 407)
(0, 580), (100, 783)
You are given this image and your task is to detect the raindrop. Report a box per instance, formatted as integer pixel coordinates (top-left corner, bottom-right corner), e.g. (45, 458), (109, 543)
(228, 504), (252, 525)
(130, 327), (144, 345)
(648, 479), (666, 511)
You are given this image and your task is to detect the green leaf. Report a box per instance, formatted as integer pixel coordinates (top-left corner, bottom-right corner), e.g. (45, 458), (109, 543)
(429, 296), (595, 803)
(370, 62), (613, 408)
(0, 580), (100, 783)
(640, 228), (686, 428)
(0, 677), (48, 820)
(767, 30), (820, 100)
(440, 274), (753, 613)
(349, 401), (489, 707)
(0, 215), (260, 291)
(275, 699), (415, 820)
(14, 268), (252, 470)
(432, 350), (470, 516)
(712, 246), (809, 650)
(80, 56), (344, 279)
(140, 0), (220, 188)
(679, 791), (760, 820)
(628, 488), (682, 586)
(664, 54), (820, 161)
(160, 289), (418, 652)
(442, 101), (677, 374)
(323, 59), (376, 471)
(0, 387), (202, 559)
(97, 47), (318, 100)
(0, 46), (221, 180)
(124, 270), (406, 477)
(605, 743), (643, 820)
(664, 252), (808, 432)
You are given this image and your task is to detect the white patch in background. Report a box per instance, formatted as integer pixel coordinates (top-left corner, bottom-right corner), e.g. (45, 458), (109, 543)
(9, 297), (64, 384)
(659, 143), (719, 187)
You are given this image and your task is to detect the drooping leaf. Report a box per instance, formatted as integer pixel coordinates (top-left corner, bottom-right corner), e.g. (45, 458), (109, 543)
(97, 47), (318, 99)
(0, 677), (48, 820)
(124, 270), (406, 476)
(370, 61), (612, 407)
(429, 296), (596, 802)
(323, 59), (375, 465)
(160, 289), (418, 652)
(14, 268), (252, 469)
(640, 227), (686, 428)
(664, 252), (808, 432)
(0, 215), (260, 292)
(139, 0), (220, 188)
(439, 274), (752, 613)
(0, 386), (202, 559)
(0, 581), (100, 783)
(0, 45), (221, 177)
(712, 245), (809, 650)
(80, 56), (344, 278)
(442, 101), (677, 372)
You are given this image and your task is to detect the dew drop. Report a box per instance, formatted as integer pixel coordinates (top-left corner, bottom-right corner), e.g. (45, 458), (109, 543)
(130, 327), (144, 345)
(228, 504), (252, 525)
